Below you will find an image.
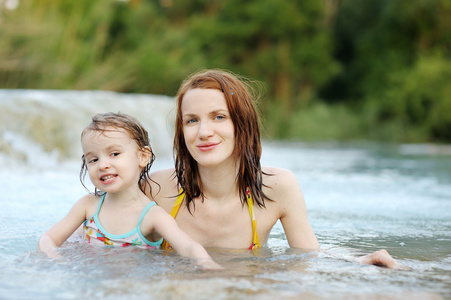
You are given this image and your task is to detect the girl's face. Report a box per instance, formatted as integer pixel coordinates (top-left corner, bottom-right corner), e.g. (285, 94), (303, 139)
(81, 127), (149, 194)
(181, 88), (236, 169)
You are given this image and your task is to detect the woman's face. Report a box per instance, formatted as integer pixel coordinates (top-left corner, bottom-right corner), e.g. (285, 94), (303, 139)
(181, 88), (236, 169)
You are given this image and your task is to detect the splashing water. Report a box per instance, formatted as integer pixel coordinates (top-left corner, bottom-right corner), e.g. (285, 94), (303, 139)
(1, 90), (450, 299)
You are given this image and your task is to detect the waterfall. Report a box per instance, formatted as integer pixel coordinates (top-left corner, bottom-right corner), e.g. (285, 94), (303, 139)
(0, 89), (176, 169)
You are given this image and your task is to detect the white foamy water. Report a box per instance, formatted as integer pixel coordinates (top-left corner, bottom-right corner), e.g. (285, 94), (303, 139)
(1, 90), (450, 299)
(0, 89), (176, 170)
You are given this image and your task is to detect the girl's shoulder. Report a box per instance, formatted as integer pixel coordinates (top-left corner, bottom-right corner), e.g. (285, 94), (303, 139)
(75, 193), (102, 217)
(77, 192), (102, 204)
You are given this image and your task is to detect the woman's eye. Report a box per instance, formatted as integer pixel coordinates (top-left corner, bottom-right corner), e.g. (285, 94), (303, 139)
(186, 118), (197, 124)
(215, 115), (225, 120)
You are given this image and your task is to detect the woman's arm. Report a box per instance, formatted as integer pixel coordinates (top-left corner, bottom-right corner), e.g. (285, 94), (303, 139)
(37, 194), (93, 258)
(267, 167), (320, 250)
(268, 168), (405, 269)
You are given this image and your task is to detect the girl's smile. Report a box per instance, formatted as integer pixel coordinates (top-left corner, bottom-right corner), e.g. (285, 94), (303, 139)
(100, 174), (117, 183)
(81, 128), (145, 194)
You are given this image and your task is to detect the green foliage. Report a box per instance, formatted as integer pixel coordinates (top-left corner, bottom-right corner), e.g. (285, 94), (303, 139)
(265, 101), (363, 141)
(185, 0), (339, 108)
(1, 0), (450, 142)
(0, 0), (200, 93)
(364, 54), (451, 142)
(321, 0), (451, 142)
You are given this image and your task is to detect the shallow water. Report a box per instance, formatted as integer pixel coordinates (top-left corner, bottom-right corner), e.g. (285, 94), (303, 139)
(1, 90), (450, 299)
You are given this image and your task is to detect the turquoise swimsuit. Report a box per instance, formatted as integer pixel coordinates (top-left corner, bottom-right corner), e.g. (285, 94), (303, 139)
(83, 193), (163, 248)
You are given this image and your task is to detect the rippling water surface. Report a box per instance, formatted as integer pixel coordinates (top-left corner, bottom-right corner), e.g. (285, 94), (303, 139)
(1, 90), (450, 299)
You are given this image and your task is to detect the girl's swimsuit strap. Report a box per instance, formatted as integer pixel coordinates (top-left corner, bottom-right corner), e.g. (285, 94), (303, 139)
(137, 201), (157, 227)
(94, 193), (107, 216)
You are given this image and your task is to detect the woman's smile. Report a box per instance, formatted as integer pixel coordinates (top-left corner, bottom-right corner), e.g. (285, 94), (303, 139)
(197, 142), (220, 152)
(181, 88), (235, 167)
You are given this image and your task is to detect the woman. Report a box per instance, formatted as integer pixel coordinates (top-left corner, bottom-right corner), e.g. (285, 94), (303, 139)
(148, 69), (399, 267)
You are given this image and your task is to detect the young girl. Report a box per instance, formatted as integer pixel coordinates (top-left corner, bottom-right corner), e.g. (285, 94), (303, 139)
(38, 112), (220, 269)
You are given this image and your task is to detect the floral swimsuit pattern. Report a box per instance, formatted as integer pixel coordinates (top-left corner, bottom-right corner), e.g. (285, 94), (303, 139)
(83, 193), (163, 249)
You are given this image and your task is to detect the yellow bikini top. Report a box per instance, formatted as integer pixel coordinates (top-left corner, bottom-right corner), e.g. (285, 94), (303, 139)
(161, 188), (260, 250)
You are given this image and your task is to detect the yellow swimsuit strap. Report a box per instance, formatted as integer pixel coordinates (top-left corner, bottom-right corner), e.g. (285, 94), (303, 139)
(161, 187), (260, 250)
(160, 190), (185, 250)
(246, 187), (260, 250)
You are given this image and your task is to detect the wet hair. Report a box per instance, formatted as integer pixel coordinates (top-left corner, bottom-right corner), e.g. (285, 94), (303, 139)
(80, 112), (155, 195)
(174, 69), (271, 212)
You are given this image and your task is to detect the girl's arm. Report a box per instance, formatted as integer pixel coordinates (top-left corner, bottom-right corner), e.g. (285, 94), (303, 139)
(146, 205), (222, 270)
(37, 194), (93, 258)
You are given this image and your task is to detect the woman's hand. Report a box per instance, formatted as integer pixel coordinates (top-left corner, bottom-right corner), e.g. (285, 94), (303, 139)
(357, 249), (411, 270)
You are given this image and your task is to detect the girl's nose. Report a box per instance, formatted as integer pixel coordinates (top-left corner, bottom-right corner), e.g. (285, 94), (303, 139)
(98, 158), (110, 170)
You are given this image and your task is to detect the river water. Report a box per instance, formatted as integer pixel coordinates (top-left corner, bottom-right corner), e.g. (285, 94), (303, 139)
(0, 90), (450, 299)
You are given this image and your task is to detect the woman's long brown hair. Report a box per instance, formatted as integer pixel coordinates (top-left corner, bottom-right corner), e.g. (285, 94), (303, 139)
(174, 69), (271, 213)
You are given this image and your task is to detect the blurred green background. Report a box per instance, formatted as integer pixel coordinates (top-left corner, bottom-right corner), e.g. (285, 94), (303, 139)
(1, 0), (450, 142)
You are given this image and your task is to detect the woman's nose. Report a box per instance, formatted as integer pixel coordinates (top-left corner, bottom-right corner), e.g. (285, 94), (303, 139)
(198, 121), (214, 139)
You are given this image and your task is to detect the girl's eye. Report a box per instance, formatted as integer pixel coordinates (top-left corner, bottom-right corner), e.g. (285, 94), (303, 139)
(215, 115), (225, 120)
(111, 152), (120, 157)
(88, 158), (98, 164)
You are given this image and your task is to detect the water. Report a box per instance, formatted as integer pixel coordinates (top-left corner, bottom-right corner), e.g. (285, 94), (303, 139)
(1, 90), (450, 299)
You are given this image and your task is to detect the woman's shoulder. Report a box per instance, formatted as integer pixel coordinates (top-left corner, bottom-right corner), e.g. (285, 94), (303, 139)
(148, 168), (179, 205)
(262, 166), (298, 186)
(262, 166), (302, 199)
(149, 168), (176, 182)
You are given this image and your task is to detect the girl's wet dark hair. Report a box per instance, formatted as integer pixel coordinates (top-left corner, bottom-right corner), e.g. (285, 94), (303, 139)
(174, 69), (271, 212)
(79, 112), (155, 195)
